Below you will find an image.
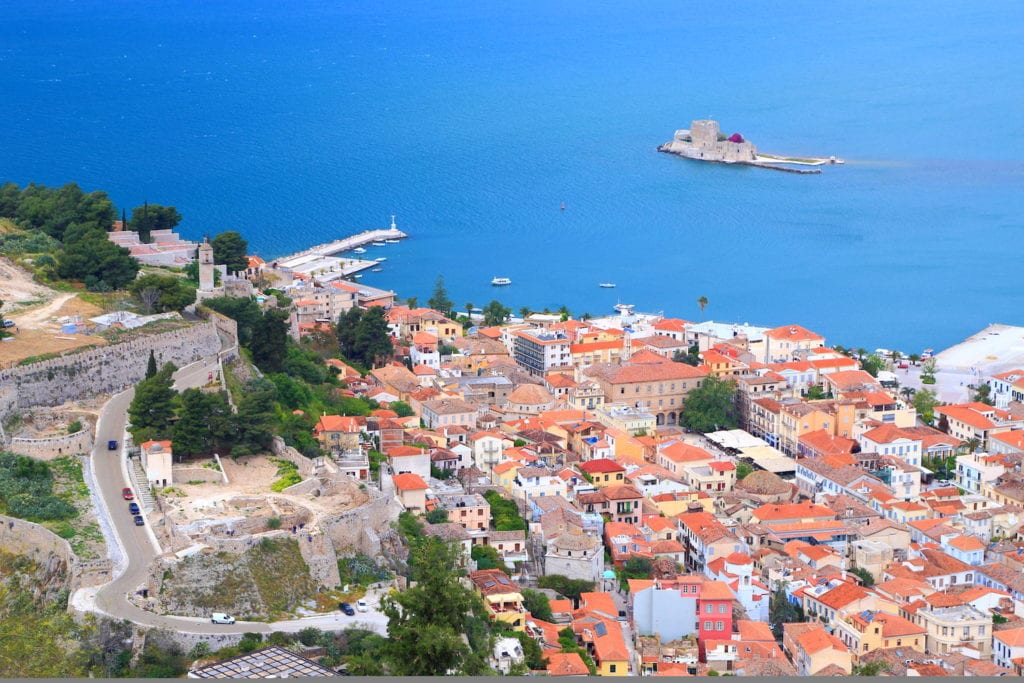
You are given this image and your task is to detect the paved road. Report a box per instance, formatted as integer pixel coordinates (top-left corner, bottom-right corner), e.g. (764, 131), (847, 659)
(79, 356), (390, 636)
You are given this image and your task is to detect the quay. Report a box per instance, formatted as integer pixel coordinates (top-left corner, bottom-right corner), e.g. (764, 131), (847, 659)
(277, 223), (408, 263)
(272, 219), (409, 283)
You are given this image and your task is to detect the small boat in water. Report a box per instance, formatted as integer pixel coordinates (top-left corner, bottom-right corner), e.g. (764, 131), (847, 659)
(599, 282), (616, 288)
(613, 302), (634, 313)
(371, 241), (386, 247)
(491, 277), (512, 286)
(385, 239), (400, 244)
(375, 257), (387, 262)
(353, 247), (367, 254)
(371, 267), (383, 272)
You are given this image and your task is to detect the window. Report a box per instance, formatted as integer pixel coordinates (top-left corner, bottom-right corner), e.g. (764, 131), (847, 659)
(609, 665), (617, 673)
(715, 621), (723, 630)
(718, 603), (727, 613)
(963, 626), (970, 637)
(704, 621), (713, 630)
(706, 604), (714, 614)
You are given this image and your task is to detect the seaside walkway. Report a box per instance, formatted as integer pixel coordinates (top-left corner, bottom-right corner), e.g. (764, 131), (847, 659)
(276, 227), (408, 264)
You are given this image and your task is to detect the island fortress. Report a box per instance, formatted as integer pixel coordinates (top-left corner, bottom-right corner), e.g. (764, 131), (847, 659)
(665, 119), (757, 163)
(659, 119), (843, 173)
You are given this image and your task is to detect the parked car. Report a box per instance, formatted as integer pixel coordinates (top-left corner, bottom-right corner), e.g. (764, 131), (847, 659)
(107, 440), (118, 451)
(356, 599), (368, 613)
(122, 488), (134, 500)
(211, 613), (236, 624)
(132, 515), (145, 526)
(2, 320), (15, 328)
(339, 602), (356, 616)
(128, 502), (140, 515)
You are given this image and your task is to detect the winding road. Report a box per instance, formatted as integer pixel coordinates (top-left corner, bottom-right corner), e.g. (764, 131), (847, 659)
(74, 357), (389, 637)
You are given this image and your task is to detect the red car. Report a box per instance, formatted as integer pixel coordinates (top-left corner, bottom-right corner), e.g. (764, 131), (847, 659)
(122, 488), (134, 500)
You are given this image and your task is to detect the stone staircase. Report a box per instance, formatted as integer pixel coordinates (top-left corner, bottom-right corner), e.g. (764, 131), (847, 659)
(127, 456), (157, 512)
(299, 530), (341, 590)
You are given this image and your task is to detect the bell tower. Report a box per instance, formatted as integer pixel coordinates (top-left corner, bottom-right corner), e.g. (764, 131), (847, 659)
(198, 236), (215, 291)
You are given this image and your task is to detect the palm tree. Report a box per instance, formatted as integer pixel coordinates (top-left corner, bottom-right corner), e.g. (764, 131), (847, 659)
(697, 296), (709, 318)
(465, 302), (474, 318)
(900, 386), (916, 402)
(519, 306), (531, 320)
(907, 353), (921, 366)
(581, 312), (592, 321)
(963, 437), (982, 454)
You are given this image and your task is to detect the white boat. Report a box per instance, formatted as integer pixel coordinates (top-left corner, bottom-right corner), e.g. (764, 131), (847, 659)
(375, 257), (387, 262)
(353, 247), (367, 254)
(491, 277), (512, 286)
(385, 239), (400, 244)
(599, 282), (616, 288)
(352, 274), (363, 279)
(371, 267), (383, 272)
(613, 302), (634, 313)
(371, 241), (386, 247)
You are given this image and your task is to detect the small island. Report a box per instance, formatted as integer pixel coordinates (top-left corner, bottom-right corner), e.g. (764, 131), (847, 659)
(658, 119), (844, 174)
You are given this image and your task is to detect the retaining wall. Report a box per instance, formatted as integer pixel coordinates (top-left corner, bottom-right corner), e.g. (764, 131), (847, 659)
(0, 318), (224, 419)
(8, 429), (94, 460)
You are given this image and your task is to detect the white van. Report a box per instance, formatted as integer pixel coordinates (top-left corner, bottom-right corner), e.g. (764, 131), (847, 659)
(211, 612), (236, 624)
(356, 599), (369, 612)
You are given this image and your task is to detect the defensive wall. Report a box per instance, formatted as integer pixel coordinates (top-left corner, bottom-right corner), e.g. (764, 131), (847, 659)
(8, 429), (94, 459)
(0, 315), (237, 426)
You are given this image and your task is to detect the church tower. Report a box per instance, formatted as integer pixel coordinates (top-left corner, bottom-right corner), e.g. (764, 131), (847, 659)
(198, 236), (215, 291)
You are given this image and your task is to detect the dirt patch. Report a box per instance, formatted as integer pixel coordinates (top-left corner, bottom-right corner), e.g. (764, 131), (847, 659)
(0, 257), (53, 309)
(0, 328), (107, 368)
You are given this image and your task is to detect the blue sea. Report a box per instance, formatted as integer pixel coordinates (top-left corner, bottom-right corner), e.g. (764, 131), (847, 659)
(2, 1), (1022, 353)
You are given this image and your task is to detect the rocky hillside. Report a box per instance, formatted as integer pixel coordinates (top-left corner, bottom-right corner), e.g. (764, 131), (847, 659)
(157, 537), (317, 620)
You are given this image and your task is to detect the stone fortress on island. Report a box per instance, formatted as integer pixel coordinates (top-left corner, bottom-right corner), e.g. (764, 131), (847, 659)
(659, 119), (843, 173)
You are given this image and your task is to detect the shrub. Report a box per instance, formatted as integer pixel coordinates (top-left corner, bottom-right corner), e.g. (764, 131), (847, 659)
(266, 517), (282, 530)
(67, 420), (83, 434)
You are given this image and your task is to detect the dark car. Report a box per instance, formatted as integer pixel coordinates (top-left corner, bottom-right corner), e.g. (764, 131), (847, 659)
(122, 488), (134, 500)
(108, 440), (118, 451)
(133, 515), (145, 526)
(339, 602), (356, 616)
(128, 502), (140, 515)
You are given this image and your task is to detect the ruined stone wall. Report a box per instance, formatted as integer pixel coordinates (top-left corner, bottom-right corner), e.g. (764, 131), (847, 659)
(8, 431), (93, 459)
(0, 319), (222, 417)
(322, 488), (401, 558)
(270, 436), (315, 476)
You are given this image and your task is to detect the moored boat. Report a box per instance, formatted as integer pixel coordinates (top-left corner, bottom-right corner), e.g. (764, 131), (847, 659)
(599, 282), (616, 288)
(353, 247), (367, 254)
(491, 277), (512, 286)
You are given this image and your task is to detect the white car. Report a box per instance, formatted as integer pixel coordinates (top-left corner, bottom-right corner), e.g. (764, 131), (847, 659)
(211, 612), (236, 624)
(356, 599), (368, 612)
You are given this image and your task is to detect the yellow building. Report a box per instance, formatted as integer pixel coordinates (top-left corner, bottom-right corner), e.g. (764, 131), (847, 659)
(833, 610), (926, 662)
(470, 569), (526, 631)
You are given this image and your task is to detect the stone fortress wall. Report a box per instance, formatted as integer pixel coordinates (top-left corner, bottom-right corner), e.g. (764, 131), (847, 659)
(0, 316), (235, 424)
(666, 119), (757, 162)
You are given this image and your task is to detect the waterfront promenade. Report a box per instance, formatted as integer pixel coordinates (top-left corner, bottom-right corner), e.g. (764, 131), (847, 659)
(276, 226), (407, 263)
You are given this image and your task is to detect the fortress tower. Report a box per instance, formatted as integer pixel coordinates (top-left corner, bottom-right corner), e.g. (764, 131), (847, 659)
(690, 119), (721, 147)
(198, 236), (215, 292)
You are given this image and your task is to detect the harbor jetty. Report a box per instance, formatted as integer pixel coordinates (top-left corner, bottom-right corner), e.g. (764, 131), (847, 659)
(273, 219), (409, 283)
(659, 119), (843, 173)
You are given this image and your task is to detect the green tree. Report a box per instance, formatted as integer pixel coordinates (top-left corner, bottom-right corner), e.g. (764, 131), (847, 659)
(145, 350), (158, 379)
(920, 357), (938, 384)
(250, 308), (290, 373)
(621, 556), (653, 582)
(424, 507), (450, 524)
(907, 353), (921, 366)
(129, 273), (195, 313)
(852, 660), (890, 676)
(482, 300), (511, 326)
(57, 225), (139, 290)
(483, 490), (527, 531)
(518, 306), (531, 320)
(848, 566), (875, 587)
(697, 296), (708, 318)
(427, 275), (454, 317)
(972, 382), (994, 405)
(128, 202), (182, 243)
(860, 353), (885, 378)
(679, 375), (739, 433)
(805, 385), (829, 400)
(470, 544), (511, 574)
(381, 537), (482, 675)
(172, 388), (234, 455)
(673, 343), (701, 366)
(768, 584), (804, 638)
(537, 575), (595, 604)
(912, 387), (939, 424)
(233, 379), (278, 453)
(735, 461), (754, 480)
(202, 297), (263, 346)
(352, 306), (394, 368)
(127, 362), (178, 442)
(390, 400), (415, 418)
(211, 230), (249, 274)
(521, 588), (554, 622)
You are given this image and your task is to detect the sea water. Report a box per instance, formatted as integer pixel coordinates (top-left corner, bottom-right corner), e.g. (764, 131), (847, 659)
(2, 0), (1022, 352)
